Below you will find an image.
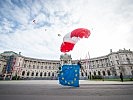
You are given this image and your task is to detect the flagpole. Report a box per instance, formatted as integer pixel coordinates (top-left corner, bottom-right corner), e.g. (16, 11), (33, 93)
(88, 51), (90, 68)
(87, 51), (92, 80)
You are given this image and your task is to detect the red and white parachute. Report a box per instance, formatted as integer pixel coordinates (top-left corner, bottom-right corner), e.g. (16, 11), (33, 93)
(60, 28), (91, 53)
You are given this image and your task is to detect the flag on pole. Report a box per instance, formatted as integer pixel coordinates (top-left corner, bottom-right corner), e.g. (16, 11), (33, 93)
(58, 65), (80, 87)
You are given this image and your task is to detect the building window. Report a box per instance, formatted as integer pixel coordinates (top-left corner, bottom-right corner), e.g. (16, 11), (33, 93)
(49, 66), (51, 69)
(36, 72), (38, 76)
(44, 72), (47, 76)
(22, 71), (25, 76)
(41, 66), (43, 69)
(48, 72), (50, 76)
(31, 72), (34, 76)
(107, 70), (111, 76)
(116, 60), (119, 65)
(98, 71), (101, 76)
(37, 66), (39, 69)
(40, 72), (42, 77)
(102, 71), (105, 76)
(64, 60), (67, 63)
(29, 65), (31, 69)
(126, 58), (130, 64)
(85, 72), (87, 76)
(45, 66), (47, 69)
(94, 71), (96, 76)
(111, 61), (113, 65)
(106, 63), (108, 67)
(27, 71), (30, 76)
(24, 64), (26, 68)
(81, 72), (84, 76)
(131, 70), (133, 75)
(33, 65), (35, 69)
(52, 72), (54, 76)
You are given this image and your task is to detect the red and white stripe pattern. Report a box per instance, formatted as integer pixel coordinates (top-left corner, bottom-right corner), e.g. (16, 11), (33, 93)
(60, 28), (91, 53)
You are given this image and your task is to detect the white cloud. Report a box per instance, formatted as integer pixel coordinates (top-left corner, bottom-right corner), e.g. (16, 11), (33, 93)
(0, 0), (133, 60)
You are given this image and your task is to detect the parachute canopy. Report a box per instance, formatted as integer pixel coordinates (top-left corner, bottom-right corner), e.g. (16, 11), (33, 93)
(71, 28), (90, 38)
(60, 28), (91, 53)
(33, 20), (36, 24)
(60, 42), (75, 52)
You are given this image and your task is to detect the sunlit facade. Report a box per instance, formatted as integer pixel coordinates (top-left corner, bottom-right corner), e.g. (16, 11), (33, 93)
(0, 48), (133, 80)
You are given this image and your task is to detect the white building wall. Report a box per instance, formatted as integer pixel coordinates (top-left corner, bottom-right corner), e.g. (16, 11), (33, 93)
(0, 59), (6, 75)
(0, 49), (133, 79)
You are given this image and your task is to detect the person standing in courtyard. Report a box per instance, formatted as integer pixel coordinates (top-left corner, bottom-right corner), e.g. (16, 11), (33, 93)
(120, 72), (123, 82)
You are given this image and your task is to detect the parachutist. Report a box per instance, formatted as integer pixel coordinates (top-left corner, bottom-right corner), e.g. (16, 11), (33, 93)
(58, 34), (61, 36)
(77, 61), (86, 74)
(33, 20), (36, 24)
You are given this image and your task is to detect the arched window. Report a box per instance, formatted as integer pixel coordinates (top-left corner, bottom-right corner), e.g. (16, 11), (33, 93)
(44, 72), (47, 76)
(85, 72), (87, 76)
(27, 71), (30, 76)
(22, 71), (25, 76)
(107, 70), (111, 76)
(40, 72), (42, 77)
(49, 66), (51, 69)
(48, 72), (50, 76)
(36, 72), (38, 76)
(31, 72), (34, 76)
(131, 70), (133, 75)
(52, 72), (54, 76)
(94, 71), (96, 76)
(98, 71), (101, 75)
(89, 72), (91, 76)
(81, 72), (84, 76)
(102, 71), (106, 76)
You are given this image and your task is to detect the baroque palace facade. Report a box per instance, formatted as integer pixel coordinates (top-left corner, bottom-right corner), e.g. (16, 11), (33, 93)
(0, 48), (133, 80)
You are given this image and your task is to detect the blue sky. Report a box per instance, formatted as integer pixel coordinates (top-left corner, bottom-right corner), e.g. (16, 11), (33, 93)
(0, 0), (133, 60)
